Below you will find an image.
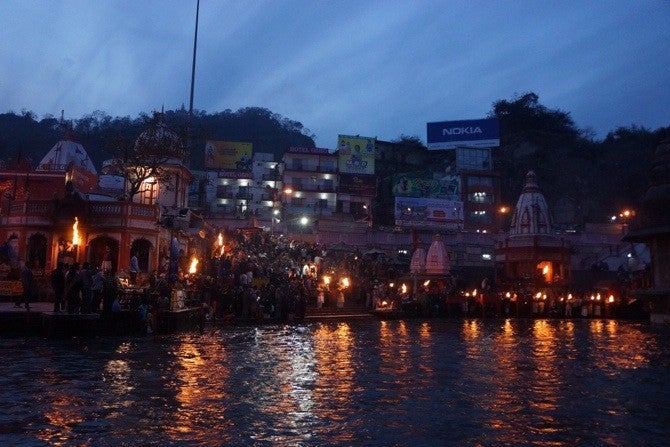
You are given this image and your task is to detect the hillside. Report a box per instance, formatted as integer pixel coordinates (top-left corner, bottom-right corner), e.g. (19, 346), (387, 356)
(0, 95), (668, 224)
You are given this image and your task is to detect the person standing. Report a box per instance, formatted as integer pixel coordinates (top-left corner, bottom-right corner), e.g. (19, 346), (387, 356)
(129, 252), (139, 284)
(50, 262), (66, 312)
(79, 262), (93, 313)
(65, 263), (82, 314)
(101, 245), (112, 273)
(19, 260), (35, 310)
(90, 267), (104, 313)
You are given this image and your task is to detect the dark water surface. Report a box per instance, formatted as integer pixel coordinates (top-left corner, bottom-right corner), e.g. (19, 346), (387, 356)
(0, 319), (668, 446)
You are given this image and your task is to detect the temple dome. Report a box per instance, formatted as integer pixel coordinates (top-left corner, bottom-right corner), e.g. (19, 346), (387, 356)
(509, 171), (552, 236)
(425, 234), (450, 275)
(134, 115), (185, 159)
(36, 130), (97, 174)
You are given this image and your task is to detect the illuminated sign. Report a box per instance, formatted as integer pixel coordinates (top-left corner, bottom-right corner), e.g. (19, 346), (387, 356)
(427, 118), (499, 149)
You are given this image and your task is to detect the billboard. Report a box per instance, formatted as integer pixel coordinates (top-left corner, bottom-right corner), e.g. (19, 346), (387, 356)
(337, 135), (375, 174)
(392, 174), (460, 200)
(426, 118), (499, 150)
(205, 141), (253, 170)
(394, 197), (464, 230)
(339, 173), (377, 196)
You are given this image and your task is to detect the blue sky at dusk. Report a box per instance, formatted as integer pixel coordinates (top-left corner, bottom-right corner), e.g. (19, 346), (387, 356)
(1, 0), (668, 147)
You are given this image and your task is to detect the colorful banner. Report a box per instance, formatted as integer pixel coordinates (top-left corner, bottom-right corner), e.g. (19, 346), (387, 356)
(338, 173), (377, 196)
(394, 197), (464, 229)
(392, 174), (460, 200)
(205, 141), (253, 170)
(337, 135), (375, 174)
(427, 118), (499, 150)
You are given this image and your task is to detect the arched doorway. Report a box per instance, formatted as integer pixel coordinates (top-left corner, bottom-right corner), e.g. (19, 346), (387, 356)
(89, 236), (119, 274)
(131, 238), (153, 274)
(27, 233), (48, 269)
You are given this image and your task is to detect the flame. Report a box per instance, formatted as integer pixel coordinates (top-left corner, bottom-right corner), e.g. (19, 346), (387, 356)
(341, 277), (350, 288)
(323, 276), (331, 285)
(72, 217), (80, 245)
(188, 257), (199, 274)
(217, 232), (225, 256)
(401, 283), (407, 294)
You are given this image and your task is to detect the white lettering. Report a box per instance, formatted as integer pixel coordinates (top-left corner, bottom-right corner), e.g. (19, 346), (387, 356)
(442, 126), (483, 136)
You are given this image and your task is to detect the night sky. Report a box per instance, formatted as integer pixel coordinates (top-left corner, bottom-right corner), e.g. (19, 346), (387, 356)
(1, 0), (668, 147)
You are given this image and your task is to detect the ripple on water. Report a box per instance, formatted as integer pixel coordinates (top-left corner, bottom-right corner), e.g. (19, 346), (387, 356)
(0, 319), (668, 446)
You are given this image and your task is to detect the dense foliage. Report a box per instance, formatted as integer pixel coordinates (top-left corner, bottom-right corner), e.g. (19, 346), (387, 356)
(491, 93), (669, 223)
(0, 107), (315, 171)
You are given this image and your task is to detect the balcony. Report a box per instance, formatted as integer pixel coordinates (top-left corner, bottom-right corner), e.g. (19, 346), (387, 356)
(1, 199), (159, 229)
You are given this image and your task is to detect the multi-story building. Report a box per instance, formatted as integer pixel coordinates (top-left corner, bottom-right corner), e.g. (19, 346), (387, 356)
(205, 152), (282, 225)
(281, 147), (338, 230)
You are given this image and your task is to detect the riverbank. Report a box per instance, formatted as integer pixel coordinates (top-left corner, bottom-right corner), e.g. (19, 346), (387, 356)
(0, 300), (654, 337)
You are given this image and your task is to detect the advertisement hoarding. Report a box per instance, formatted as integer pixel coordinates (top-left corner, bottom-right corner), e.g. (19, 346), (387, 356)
(339, 173), (377, 196)
(205, 141), (253, 170)
(426, 118), (499, 150)
(394, 197), (464, 230)
(392, 174), (460, 200)
(337, 135), (375, 174)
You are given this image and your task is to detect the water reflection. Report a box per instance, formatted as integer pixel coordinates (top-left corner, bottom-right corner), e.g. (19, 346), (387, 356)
(1, 319), (668, 446)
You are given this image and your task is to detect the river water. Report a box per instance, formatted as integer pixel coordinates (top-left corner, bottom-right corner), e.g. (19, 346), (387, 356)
(0, 318), (668, 447)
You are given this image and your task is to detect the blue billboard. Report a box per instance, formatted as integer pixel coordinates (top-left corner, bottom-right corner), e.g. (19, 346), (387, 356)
(427, 118), (499, 150)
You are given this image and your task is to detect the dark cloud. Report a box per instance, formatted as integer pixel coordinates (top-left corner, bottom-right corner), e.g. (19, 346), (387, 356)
(1, 0), (668, 147)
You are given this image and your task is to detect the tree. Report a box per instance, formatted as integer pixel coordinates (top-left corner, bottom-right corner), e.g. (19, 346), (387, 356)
(103, 116), (185, 202)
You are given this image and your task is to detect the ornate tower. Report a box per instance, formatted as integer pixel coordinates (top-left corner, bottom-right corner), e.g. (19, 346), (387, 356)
(495, 171), (570, 289)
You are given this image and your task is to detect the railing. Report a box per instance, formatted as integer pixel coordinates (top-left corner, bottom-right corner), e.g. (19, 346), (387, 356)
(3, 199), (158, 224)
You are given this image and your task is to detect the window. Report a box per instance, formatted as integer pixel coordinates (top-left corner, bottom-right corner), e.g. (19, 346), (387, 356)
(469, 210), (492, 224)
(292, 159), (304, 170)
(467, 176), (493, 187)
(291, 197), (306, 207)
(321, 160), (335, 172)
(467, 191), (493, 203)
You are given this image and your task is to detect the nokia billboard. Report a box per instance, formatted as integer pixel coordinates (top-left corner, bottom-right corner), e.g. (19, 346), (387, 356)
(426, 118), (500, 150)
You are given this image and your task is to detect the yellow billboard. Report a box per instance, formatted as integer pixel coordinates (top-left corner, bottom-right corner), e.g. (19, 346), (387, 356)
(337, 135), (375, 175)
(204, 141), (253, 170)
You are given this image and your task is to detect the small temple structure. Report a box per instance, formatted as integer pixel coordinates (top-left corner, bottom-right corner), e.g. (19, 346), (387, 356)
(624, 139), (670, 323)
(494, 171), (571, 292)
(0, 117), (199, 289)
(424, 234), (450, 275)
